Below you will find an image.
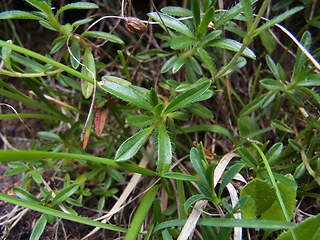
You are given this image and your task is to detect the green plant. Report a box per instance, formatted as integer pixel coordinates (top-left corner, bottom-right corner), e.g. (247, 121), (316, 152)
(0, 0), (320, 239)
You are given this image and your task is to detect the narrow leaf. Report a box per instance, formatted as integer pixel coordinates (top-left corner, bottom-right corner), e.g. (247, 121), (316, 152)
(266, 142), (283, 164)
(30, 214), (47, 240)
(115, 127), (154, 162)
(99, 81), (152, 111)
(148, 12), (194, 38)
(164, 80), (211, 113)
(124, 185), (160, 240)
(0, 10), (43, 20)
(170, 36), (196, 50)
(13, 187), (42, 204)
(210, 39), (256, 59)
(125, 115), (154, 128)
(241, 0), (253, 30)
(197, 7), (214, 37)
(191, 0), (201, 30)
(271, 120), (294, 133)
(254, 6), (304, 36)
(158, 124), (172, 175)
(57, 2), (98, 17)
(94, 107), (107, 136)
(260, 78), (284, 91)
(162, 172), (202, 182)
(51, 183), (79, 206)
(184, 194), (213, 212)
(81, 48), (95, 99)
(82, 31), (124, 44)
(218, 163), (245, 197)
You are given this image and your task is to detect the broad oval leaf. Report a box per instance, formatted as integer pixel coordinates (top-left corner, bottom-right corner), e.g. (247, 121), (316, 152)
(0, 10), (43, 20)
(148, 12), (194, 38)
(115, 127), (154, 162)
(99, 81), (152, 111)
(164, 80), (211, 113)
(51, 183), (79, 206)
(158, 124), (172, 175)
(82, 31), (124, 44)
(210, 39), (256, 59)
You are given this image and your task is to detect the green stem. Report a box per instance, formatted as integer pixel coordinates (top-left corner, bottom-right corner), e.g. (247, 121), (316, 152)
(0, 40), (94, 84)
(214, 0), (271, 81)
(252, 143), (297, 240)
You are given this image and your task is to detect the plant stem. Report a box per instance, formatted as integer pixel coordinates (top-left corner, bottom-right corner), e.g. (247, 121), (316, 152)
(214, 0), (271, 81)
(0, 40), (94, 84)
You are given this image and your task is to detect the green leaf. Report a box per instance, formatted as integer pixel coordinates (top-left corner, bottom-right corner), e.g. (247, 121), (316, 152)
(293, 31), (312, 80)
(271, 120), (294, 133)
(56, 2), (98, 17)
(260, 92), (276, 108)
(51, 183), (79, 206)
(125, 115), (154, 128)
(37, 131), (61, 141)
(254, 6), (304, 36)
(265, 55), (280, 80)
(260, 30), (276, 54)
(176, 124), (233, 141)
(124, 185), (160, 240)
(82, 31), (124, 44)
(170, 36), (196, 50)
(148, 12), (194, 38)
(197, 47), (215, 77)
(81, 48), (95, 99)
(237, 147), (257, 168)
(1, 40), (13, 71)
(190, 147), (206, 181)
(72, 18), (93, 28)
(240, 0), (253, 30)
(164, 80), (211, 113)
(240, 179), (276, 218)
(266, 142), (283, 164)
(0, 10), (43, 20)
(191, 0), (201, 30)
(149, 88), (160, 107)
(186, 103), (214, 119)
(288, 139), (302, 152)
(261, 176), (297, 222)
(214, 2), (244, 28)
(277, 214), (320, 240)
(210, 39), (256, 59)
(161, 55), (177, 73)
(30, 214), (47, 240)
(115, 127), (154, 162)
(70, 40), (80, 69)
(99, 81), (152, 111)
(31, 169), (43, 184)
(158, 124), (172, 175)
(218, 163), (245, 197)
(4, 166), (30, 176)
(13, 187), (42, 204)
(184, 194), (213, 212)
(197, 7), (214, 37)
(260, 78), (284, 91)
(161, 7), (192, 17)
(172, 53), (188, 74)
(163, 172), (202, 183)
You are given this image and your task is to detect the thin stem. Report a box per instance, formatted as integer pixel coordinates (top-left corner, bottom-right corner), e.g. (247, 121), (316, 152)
(252, 143), (297, 240)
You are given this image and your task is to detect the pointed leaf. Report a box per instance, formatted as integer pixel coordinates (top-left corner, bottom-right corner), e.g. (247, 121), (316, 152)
(99, 81), (152, 111)
(158, 124), (172, 175)
(70, 40), (81, 69)
(237, 147), (257, 168)
(260, 78), (284, 91)
(162, 172), (202, 182)
(56, 2), (98, 17)
(0, 10), (43, 20)
(191, 0), (201, 30)
(161, 7), (192, 17)
(115, 127), (154, 162)
(82, 31), (124, 44)
(81, 48), (95, 99)
(94, 107), (107, 136)
(125, 115), (154, 128)
(170, 36), (196, 50)
(148, 12), (194, 38)
(218, 163), (245, 197)
(164, 80), (211, 113)
(30, 214), (47, 240)
(254, 7), (304, 36)
(240, 0), (253, 30)
(51, 183), (79, 206)
(190, 147), (206, 181)
(271, 120), (294, 133)
(184, 194), (213, 212)
(266, 142), (283, 164)
(210, 39), (256, 59)
(13, 187), (42, 204)
(197, 7), (214, 37)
